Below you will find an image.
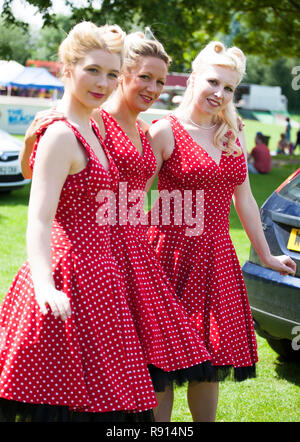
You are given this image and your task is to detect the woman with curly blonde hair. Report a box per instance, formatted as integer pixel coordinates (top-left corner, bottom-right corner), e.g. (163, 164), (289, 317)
(0, 21), (158, 422)
(147, 41), (296, 421)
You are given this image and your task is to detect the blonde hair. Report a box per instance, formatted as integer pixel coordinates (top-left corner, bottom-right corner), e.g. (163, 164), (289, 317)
(123, 30), (171, 71)
(58, 21), (125, 70)
(176, 41), (246, 155)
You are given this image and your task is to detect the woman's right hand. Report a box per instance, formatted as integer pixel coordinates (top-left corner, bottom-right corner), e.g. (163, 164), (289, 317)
(35, 284), (71, 322)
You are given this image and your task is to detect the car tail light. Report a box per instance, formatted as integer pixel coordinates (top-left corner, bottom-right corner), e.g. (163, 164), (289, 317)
(276, 168), (300, 193)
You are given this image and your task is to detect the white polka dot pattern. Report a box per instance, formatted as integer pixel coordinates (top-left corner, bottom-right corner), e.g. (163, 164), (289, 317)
(148, 115), (258, 370)
(0, 120), (157, 413)
(100, 109), (212, 372)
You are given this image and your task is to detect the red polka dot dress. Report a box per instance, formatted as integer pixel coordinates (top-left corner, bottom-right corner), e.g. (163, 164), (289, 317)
(0, 120), (157, 421)
(147, 115), (258, 381)
(100, 109), (213, 389)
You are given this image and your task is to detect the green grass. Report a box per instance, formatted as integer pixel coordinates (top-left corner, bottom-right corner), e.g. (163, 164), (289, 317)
(0, 185), (29, 295)
(0, 132), (299, 422)
(172, 163), (300, 422)
(243, 119), (298, 154)
(172, 334), (300, 422)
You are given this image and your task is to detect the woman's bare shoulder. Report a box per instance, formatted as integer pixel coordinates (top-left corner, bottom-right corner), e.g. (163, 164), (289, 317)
(36, 121), (78, 159)
(148, 117), (173, 139)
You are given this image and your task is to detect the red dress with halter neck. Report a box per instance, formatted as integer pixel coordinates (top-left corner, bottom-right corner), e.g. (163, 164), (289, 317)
(100, 109), (213, 389)
(147, 115), (258, 381)
(0, 119), (157, 421)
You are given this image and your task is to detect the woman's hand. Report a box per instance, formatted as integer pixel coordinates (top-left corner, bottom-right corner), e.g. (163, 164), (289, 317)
(25, 108), (66, 144)
(35, 284), (71, 322)
(21, 109), (66, 179)
(263, 254), (297, 276)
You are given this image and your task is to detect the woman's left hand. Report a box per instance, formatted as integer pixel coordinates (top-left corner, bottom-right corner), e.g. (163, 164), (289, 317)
(263, 254), (297, 276)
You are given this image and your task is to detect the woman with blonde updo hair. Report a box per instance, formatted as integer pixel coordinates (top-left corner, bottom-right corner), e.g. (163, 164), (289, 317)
(0, 21), (160, 422)
(19, 28), (218, 420)
(58, 21), (125, 69)
(176, 41), (246, 155)
(20, 33), (295, 422)
(147, 40), (296, 421)
(122, 29), (171, 70)
(95, 29), (217, 417)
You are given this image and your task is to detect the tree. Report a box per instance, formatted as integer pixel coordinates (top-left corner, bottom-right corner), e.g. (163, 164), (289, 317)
(2, 0), (300, 70)
(231, 0), (300, 59)
(30, 15), (73, 61)
(0, 19), (33, 64)
(244, 55), (300, 112)
(1, 0), (300, 111)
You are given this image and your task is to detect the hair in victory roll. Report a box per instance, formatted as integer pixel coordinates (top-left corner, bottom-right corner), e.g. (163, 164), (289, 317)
(123, 29), (171, 70)
(176, 41), (246, 155)
(58, 21), (125, 71)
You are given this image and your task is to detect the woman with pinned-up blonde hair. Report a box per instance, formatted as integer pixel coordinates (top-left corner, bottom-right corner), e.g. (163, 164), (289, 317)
(147, 41), (296, 421)
(95, 31), (215, 403)
(19, 30), (218, 420)
(0, 21), (159, 422)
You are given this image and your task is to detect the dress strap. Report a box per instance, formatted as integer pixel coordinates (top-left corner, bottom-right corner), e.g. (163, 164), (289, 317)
(99, 108), (111, 132)
(29, 119), (104, 170)
(165, 113), (178, 127)
(63, 120), (95, 159)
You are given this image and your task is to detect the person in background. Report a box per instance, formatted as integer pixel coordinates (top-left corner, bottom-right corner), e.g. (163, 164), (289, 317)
(19, 30), (215, 421)
(276, 133), (289, 155)
(288, 142), (295, 155)
(248, 132), (271, 174)
(285, 117), (291, 142)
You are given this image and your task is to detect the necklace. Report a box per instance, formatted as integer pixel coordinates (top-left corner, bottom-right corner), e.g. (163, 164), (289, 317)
(188, 117), (217, 130)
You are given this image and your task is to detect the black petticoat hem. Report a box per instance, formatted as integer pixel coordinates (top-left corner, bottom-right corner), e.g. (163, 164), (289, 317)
(0, 398), (154, 422)
(148, 362), (256, 392)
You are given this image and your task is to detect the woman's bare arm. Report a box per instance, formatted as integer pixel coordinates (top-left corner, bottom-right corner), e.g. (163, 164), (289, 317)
(233, 130), (296, 276)
(26, 122), (75, 320)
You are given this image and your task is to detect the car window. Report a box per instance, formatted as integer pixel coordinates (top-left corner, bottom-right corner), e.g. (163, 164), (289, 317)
(278, 174), (300, 204)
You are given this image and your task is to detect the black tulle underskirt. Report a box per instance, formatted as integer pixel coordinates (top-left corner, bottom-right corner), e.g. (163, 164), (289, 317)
(0, 362), (256, 422)
(149, 362), (256, 392)
(0, 398), (154, 423)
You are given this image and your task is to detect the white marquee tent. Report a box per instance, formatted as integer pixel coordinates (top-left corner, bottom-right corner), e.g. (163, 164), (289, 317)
(0, 60), (25, 86)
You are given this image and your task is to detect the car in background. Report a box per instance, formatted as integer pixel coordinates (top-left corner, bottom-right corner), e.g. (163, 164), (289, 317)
(0, 128), (30, 192)
(242, 168), (300, 360)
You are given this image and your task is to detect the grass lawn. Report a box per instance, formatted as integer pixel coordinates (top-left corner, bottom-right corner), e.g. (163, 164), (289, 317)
(0, 129), (299, 422)
(243, 119), (299, 154)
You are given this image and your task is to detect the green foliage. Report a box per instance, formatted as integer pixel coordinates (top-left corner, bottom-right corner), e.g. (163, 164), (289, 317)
(1, 147), (299, 422)
(2, 0), (300, 71)
(233, 0), (300, 59)
(30, 15), (73, 61)
(0, 18), (33, 64)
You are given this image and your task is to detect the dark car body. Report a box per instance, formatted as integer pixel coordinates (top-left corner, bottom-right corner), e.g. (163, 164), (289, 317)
(242, 169), (300, 360)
